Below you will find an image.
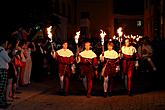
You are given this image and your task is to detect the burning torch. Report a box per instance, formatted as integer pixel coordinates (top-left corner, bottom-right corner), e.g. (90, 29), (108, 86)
(75, 31), (80, 50)
(75, 31), (80, 59)
(100, 29), (106, 53)
(117, 27), (123, 49)
(117, 27), (123, 60)
(47, 26), (55, 57)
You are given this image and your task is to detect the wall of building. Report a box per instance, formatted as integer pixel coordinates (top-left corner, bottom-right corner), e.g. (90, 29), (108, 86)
(78, 0), (114, 38)
(114, 15), (144, 36)
(144, 0), (165, 40)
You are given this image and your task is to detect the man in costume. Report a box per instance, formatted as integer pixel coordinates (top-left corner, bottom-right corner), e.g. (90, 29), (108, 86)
(100, 42), (119, 97)
(120, 38), (138, 96)
(77, 41), (98, 98)
(51, 41), (74, 96)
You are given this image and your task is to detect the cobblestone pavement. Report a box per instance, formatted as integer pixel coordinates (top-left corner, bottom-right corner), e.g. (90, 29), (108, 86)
(6, 88), (165, 110)
(4, 72), (165, 110)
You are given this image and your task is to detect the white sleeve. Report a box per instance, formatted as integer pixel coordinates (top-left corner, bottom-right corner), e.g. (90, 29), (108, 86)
(0, 50), (11, 63)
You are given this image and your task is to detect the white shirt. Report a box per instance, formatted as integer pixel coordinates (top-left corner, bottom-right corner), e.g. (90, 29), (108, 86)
(121, 46), (137, 56)
(0, 46), (11, 69)
(57, 49), (74, 57)
(79, 50), (97, 59)
(100, 50), (119, 60)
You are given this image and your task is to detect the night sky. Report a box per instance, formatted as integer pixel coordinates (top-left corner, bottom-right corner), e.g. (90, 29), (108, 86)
(113, 0), (144, 15)
(0, 0), (144, 34)
(0, 0), (144, 21)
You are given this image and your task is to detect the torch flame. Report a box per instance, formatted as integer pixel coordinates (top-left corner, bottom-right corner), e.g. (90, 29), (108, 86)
(47, 26), (53, 42)
(100, 29), (106, 45)
(75, 31), (80, 44)
(113, 35), (116, 40)
(117, 27), (123, 37)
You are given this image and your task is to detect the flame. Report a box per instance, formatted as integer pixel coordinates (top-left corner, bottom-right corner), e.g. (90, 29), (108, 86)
(75, 31), (80, 44)
(47, 26), (53, 42)
(136, 38), (140, 41)
(117, 27), (123, 37)
(100, 29), (106, 45)
(113, 35), (116, 39)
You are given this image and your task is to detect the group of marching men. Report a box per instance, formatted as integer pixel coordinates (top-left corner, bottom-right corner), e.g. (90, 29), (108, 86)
(51, 37), (157, 98)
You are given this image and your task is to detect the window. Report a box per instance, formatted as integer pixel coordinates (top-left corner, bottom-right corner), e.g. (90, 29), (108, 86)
(137, 21), (142, 27)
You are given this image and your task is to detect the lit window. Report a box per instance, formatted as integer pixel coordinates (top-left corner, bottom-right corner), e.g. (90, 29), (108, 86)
(137, 21), (142, 27)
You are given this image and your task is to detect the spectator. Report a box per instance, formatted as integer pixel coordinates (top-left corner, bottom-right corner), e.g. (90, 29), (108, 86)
(0, 36), (11, 109)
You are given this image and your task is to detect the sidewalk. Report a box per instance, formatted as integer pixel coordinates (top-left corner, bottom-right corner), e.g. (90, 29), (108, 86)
(6, 75), (55, 109)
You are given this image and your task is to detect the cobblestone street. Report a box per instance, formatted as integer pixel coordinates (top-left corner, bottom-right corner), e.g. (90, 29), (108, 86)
(7, 90), (165, 110)
(3, 72), (165, 110)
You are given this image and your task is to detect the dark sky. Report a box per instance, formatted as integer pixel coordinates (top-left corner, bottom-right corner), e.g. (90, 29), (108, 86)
(0, 0), (144, 30)
(0, 0), (144, 21)
(113, 0), (144, 15)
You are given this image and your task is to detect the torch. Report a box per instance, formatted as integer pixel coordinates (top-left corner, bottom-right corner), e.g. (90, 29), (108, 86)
(47, 26), (54, 51)
(100, 29), (106, 54)
(117, 27), (123, 60)
(117, 27), (123, 49)
(75, 31), (80, 58)
(47, 26), (55, 58)
(75, 31), (80, 49)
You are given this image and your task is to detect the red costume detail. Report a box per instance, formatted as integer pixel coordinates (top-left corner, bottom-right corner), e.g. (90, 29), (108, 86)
(122, 53), (138, 91)
(56, 53), (74, 94)
(57, 55), (74, 77)
(103, 59), (118, 77)
(79, 57), (98, 79)
(79, 56), (98, 96)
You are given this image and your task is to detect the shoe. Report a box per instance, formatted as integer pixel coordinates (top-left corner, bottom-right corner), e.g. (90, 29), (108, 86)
(108, 92), (112, 97)
(0, 102), (11, 109)
(64, 92), (69, 96)
(128, 91), (133, 96)
(87, 93), (91, 98)
(59, 89), (65, 96)
(103, 92), (107, 98)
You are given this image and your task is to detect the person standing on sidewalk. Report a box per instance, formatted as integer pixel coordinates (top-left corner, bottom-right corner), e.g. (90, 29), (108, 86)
(77, 41), (98, 98)
(24, 41), (36, 85)
(0, 37), (11, 108)
(51, 40), (74, 96)
(100, 42), (120, 97)
(120, 38), (139, 96)
(138, 37), (157, 72)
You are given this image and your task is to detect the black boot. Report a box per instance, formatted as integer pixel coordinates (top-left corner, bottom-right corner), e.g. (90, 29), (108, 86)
(103, 92), (107, 98)
(128, 90), (133, 96)
(108, 91), (113, 97)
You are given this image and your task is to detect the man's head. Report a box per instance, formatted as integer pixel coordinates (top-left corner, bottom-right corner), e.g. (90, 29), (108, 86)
(107, 42), (114, 51)
(124, 38), (130, 47)
(84, 41), (91, 51)
(62, 40), (68, 50)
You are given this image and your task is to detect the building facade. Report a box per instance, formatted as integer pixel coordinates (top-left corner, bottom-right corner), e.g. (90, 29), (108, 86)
(77, 0), (144, 41)
(49, 0), (78, 41)
(78, 0), (114, 40)
(144, 0), (165, 40)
